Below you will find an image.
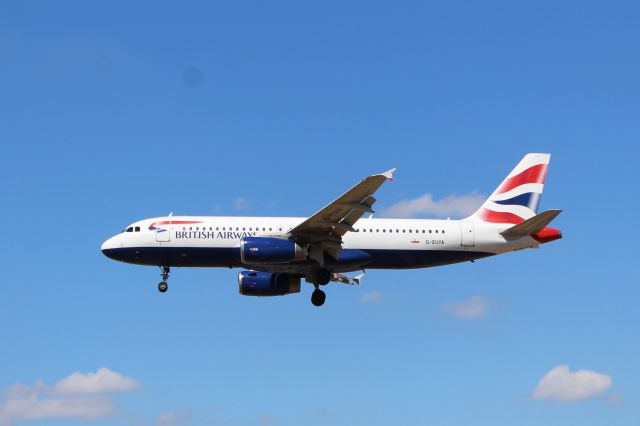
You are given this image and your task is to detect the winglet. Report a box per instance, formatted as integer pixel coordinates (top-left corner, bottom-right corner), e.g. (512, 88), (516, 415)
(381, 168), (396, 181)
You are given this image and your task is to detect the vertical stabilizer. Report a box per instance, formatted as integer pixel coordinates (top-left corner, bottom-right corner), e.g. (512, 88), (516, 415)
(470, 153), (551, 224)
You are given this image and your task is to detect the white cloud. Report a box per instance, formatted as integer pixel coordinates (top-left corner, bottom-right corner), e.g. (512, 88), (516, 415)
(380, 192), (485, 218)
(0, 368), (140, 425)
(441, 296), (491, 319)
(51, 367), (139, 396)
(532, 365), (612, 402)
(233, 197), (251, 211)
(360, 291), (383, 304)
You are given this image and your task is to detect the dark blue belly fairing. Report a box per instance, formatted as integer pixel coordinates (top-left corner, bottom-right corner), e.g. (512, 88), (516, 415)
(102, 246), (493, 270)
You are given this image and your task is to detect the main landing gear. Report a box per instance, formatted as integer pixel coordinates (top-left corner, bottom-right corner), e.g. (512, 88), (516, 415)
(309, 268), (331, 307)
(158, 266), (170, 293)
(311, 287), (326, 307)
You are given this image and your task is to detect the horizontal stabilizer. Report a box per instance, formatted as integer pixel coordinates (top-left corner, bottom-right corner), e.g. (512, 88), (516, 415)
(500, 209), (562, 237)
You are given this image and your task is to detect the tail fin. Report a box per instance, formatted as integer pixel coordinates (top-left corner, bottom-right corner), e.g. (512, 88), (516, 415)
(470, 153), (551, 224)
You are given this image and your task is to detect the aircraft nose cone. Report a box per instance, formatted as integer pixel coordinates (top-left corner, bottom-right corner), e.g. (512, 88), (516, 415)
(101, 236), (118, 257)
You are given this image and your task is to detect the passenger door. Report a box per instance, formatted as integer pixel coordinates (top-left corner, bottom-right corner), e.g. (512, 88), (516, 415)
(460, 222), (474, 247)
(156, 224), (171, 242)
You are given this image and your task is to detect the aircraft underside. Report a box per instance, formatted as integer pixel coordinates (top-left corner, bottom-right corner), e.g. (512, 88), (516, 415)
(102, 246), (494, 272)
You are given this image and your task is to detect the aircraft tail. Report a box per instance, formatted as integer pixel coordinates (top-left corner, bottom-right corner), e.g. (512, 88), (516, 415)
(469, 153), (551, 224)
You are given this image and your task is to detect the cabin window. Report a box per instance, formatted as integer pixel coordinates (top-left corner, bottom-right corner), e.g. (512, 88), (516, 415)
(409, 230), (412, 233)
(429, 230), (432, 233)
(442, 230), (445, 234)
(269, 228), (272, 231)
(435, 230), (439, 233)
(402, 229), (406, 233)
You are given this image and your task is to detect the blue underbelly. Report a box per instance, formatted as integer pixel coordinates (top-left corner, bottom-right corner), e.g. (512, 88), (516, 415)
(102, 246), (493, 270)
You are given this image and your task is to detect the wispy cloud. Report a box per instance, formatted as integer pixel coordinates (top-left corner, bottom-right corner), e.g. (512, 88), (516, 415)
(259, 413), (277, 424)
(441, 296), (491, 319)
(155, 410), (192, 426)
(232, 197), (251, 212)
(380, 192), (485, 219)
(532, 365), (613, 402)
(0, 368), (140, 425)
(360, 291), (383, 304)
(313, 408), (331, 417)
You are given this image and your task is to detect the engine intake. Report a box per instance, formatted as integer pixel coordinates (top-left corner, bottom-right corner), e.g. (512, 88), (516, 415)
(238, 271), (301, 296)
(240, 237), (307, 263)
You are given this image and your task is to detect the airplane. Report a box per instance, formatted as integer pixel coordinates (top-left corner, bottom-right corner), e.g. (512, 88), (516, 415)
(101, 153), (562, 307)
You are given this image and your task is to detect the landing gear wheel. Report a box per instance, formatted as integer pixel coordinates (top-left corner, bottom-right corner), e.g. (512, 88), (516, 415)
(317, 269), (331, 286)
(158, 266), (170, 293)
(311, 289), (326, 307)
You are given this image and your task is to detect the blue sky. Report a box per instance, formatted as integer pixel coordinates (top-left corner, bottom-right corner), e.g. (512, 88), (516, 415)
(0, 1), (638, 425)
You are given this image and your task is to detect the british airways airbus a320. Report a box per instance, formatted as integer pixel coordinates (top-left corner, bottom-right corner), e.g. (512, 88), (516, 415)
(102, 153), (562, 306)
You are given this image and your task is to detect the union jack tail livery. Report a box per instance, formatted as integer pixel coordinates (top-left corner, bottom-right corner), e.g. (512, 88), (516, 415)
(471, 153), (550, 225)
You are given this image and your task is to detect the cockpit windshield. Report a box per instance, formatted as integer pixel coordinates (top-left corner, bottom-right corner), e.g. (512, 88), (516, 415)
(122, 226), (141, 233)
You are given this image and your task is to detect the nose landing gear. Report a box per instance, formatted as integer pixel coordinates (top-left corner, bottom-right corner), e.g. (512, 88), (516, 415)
(158, 266), (170, 293)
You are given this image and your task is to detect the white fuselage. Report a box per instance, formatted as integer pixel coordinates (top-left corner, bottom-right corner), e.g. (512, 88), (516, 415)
(101, 215), (538, 273)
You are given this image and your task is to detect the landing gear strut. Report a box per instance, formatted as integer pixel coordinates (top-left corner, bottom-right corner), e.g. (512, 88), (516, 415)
(316, 268), (331, 286)
(311, 286), (326, 307)
(306, 269), (331, 306)
(158, 266), (170, 293)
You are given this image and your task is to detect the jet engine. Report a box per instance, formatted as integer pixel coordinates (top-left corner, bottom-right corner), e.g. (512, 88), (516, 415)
(240, 237), (307, 263)
(238, 271), (301, 296)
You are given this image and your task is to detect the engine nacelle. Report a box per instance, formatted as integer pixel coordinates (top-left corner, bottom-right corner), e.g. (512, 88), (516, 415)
(238, 271), (301, 296)
(240, 237), (307, 264)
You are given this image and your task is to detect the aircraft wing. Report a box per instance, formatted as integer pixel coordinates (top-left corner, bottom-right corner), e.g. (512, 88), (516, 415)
(288, 168), (395, 262)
